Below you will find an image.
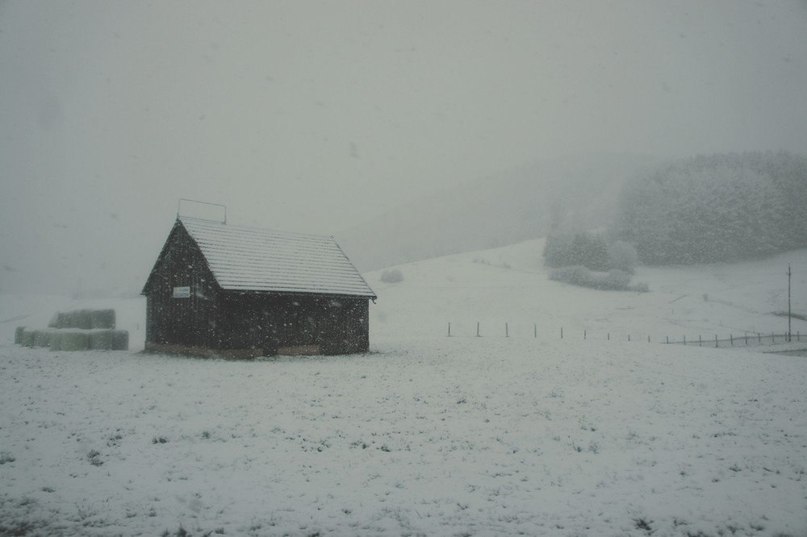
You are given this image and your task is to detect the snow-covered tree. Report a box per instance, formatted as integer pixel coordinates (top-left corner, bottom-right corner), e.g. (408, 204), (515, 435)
(613, 152), (807, 265)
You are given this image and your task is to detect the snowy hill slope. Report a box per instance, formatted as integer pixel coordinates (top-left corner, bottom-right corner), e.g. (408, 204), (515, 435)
(337, 154), (657, 272)
(1, 243), (806, 536)
(367, 239), (807, 345)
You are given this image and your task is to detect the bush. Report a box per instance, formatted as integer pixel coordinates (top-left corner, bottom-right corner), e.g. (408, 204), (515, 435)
(607, 241), (638, 274)
(380, 268), (404, 283)
(544, 232), (610, 271)
(550, 266), (648, 292)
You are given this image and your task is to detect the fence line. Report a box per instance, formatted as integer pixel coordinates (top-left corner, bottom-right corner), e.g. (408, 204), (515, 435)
(444, 321), (801, 348)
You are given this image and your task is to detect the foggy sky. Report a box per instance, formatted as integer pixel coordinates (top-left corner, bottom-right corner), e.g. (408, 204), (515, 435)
(1, 0), (806, 295)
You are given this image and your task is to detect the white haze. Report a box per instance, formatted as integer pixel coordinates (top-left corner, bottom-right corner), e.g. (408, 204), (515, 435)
(1, 0), (806, 295)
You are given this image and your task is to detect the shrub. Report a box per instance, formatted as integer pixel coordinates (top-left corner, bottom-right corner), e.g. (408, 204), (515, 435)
(607, 240), (638, 274)
(550, 266), (648, 292)
(544, 232), (610, 271)
(601, 269), (631, 289)
(380, 268), (404, 283)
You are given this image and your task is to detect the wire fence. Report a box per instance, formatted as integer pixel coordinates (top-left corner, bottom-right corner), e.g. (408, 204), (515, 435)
(444, 321), (802, 349)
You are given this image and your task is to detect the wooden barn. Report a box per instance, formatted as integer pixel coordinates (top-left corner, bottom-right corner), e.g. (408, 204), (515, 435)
(142, 216), (376, 357)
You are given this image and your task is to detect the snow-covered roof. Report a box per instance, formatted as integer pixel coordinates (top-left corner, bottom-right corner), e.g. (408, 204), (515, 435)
(178, 217), (376, 298)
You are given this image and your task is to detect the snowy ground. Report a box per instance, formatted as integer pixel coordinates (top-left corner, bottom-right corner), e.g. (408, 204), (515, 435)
(1, 242), (806, 536)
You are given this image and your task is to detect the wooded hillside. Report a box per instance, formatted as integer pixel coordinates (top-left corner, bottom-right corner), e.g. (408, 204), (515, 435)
(613, 152), (807, 265)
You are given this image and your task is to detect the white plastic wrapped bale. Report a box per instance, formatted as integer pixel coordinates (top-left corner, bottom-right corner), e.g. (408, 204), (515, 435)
(32, 330), (51, 348)
(49, 332), (63, 351)
(73, 310), (93, 330)
(58, 332), (90, 351)
(53, 312), (71, 328)
(90, 309), (116, 329)
(89, 330), (128, 351)
(14, 326), (25, 345)
(54, 310), (87, 329)
(20, 329), (35, 347)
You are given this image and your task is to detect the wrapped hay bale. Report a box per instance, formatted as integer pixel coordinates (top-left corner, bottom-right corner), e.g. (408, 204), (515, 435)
(20, 329), (35, 347)
(56, 310), (92, 329)
(32, 330), (52, 348)
(90, 309), (116, 329)
(59, 331), (90, 351)
(89, 330), (129, 351)
(73, 310), (93, 330)
(58, 311), (74, 328)
(15, 326), (25, 345)
(49, 332), (64, 351)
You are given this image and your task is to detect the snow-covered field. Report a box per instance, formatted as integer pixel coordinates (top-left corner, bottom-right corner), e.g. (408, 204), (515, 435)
(1, 241), (806, 536)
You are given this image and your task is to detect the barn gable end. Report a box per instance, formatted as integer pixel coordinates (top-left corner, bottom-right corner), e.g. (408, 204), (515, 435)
(142, 217), (375, 357)
(142, 220), (220, 350)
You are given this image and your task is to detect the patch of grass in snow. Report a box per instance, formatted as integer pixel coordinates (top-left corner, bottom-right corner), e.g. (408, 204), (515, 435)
(772, 311), (807, 321)
(161, 525), (190, 537)
(633, 517), (653, 533)
(86, 450), (103, 466)
(0, 497), (52, 536)
(106, 429), (123, 447)
(0, 451), (15, 465)
(160, 525), (227, 536)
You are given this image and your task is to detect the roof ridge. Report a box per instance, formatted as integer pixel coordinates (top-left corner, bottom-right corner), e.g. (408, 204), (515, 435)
(176, 216), (376, 298)
(179, 215), (334, 241)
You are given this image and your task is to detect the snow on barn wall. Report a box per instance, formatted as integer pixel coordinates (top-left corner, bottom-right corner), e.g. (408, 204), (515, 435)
(142, 217), (376, 357)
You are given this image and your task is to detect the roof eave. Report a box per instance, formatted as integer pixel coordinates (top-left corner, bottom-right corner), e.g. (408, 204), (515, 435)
(220, 288), (376, 300)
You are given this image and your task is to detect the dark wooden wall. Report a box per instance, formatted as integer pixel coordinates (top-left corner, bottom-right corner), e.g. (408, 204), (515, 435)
(144, 223), (219, 348)
(217, 293), (369, 355)
(144, 221), (370, 356)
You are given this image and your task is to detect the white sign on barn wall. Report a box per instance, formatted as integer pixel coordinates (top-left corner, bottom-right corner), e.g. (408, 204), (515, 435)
(173, 286), (191, 299)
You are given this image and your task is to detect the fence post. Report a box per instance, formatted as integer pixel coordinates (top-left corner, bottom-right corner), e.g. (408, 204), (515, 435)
(715, 334), (718, 348)
(699, 335), (702, 347)
(561, 327), (563, 339)
(608, 333), (611, 341)
(745, 334), (748, 346)
(584, 329), (587, 340)
(506, 322), (509, 338)
(534, 323), (537, 338)
(683, 335), (686, 345)
(648, 335), (651, 343)
(730, 334), (733, 346)
(448, 322), (451, 337)
(628, 334), (631, 342)
(666, 336), (669, 344)
(758, 333), (762, 344)
(771, 332), (775, 344)
(476, 322), (480, 337)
